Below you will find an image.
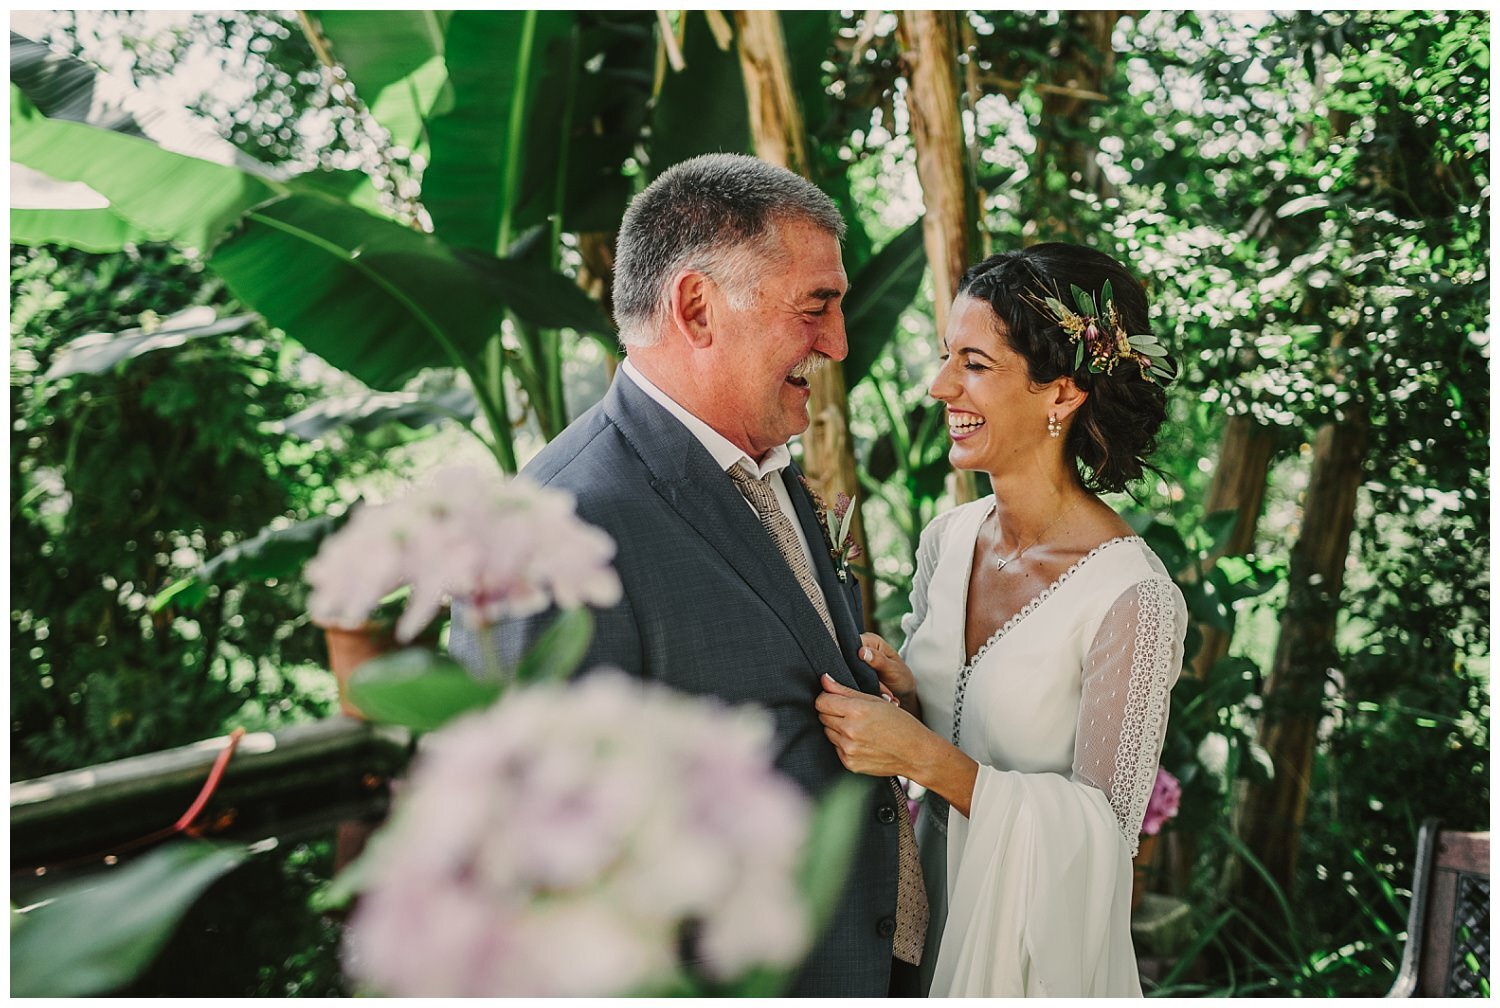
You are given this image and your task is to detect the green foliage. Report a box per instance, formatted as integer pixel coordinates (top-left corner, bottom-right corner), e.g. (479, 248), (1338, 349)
(1106, 11), (1489, 993)
(10, 840), (249, 996)
(6, 9), (1488, 998)
(1149, 823), (1409, 996)
(129, 838), (351, 997)
(346, 608), (594, 732)
(346, 649), (503, 732)
(9, 243), (374, 777)
(102, 838), (348, 997)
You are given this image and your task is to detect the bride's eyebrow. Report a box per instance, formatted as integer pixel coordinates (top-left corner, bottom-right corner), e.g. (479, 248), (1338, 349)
(957, 346), (998, 361)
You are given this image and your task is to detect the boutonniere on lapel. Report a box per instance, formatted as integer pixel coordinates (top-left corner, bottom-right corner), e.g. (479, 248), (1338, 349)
(800, 477), (862, 582)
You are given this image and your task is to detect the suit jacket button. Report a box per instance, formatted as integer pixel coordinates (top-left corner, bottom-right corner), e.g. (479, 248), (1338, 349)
(876, 916), (897, 939)
(877, 804), (897, 824)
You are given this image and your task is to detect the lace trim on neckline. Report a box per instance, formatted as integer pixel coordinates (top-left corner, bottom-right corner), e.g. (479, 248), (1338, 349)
(927, 534), (1147, 836)
(950, 535), (1144, 746)
(959, 535), (1144, 680)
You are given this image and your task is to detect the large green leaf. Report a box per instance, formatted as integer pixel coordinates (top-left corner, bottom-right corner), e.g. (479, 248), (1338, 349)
(10, 206), (142, 251)
(649, 12), (752, 175)
(209, 191), (610, 391)
(10, 841), (250, 997)
(208, 191), (507, 389)
(279, 387), (478, 441)
(45, 308), (259, 379)
(348, 649), (502, 732)
(9, 32), (282, 253)
(314, 11), (453, 152)
(842, 223), (929, 388)
(799, 777), (873, 941)
(535, 13), (655, 233)
(10, 189), (150, 253)
(422, 11), (574, 255)
(511, 608), (595, 684)
(10, 85), (278, 254)
(462, 248), (613, 337)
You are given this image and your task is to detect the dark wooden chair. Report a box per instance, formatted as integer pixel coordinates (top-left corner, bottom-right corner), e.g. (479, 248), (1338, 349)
(1388, 818), (1490, 997)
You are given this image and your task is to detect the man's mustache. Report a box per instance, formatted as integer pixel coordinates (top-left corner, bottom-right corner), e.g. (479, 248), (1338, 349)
(788, 354), (830, 380)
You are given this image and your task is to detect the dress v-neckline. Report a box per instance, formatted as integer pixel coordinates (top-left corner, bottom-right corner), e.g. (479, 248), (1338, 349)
(955, 506), (1143, 672)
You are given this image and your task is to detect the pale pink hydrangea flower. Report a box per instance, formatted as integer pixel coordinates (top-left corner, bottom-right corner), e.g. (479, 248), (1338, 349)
(305, 465), (621, 642)
(342, 672), (814, 997)
(1140, 766), (1182, 837)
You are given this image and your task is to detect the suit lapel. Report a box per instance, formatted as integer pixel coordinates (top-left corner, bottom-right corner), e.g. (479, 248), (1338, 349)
(604, 375), (855, 681)
(783, 461), (880, 695)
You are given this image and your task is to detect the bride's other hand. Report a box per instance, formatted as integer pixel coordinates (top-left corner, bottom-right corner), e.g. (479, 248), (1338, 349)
(816, 674), (930, 779)
(858, 632), (918, 711)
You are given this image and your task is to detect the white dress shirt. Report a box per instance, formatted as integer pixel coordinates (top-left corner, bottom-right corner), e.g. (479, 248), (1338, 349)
(620, 359), (829, 610)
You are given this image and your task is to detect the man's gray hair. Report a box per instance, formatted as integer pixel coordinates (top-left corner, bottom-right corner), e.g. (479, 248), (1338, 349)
(613, 154), (846, 347)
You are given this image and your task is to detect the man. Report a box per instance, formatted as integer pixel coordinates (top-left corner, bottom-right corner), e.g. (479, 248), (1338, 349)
(453, 154), (920, 995)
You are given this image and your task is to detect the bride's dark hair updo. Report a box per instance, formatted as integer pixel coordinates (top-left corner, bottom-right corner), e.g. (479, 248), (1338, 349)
(956, 242), (1175, 495)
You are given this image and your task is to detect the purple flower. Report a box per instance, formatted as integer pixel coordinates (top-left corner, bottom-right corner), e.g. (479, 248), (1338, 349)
(342, 672), (814, 996)
(1140, 766), (1182, 837)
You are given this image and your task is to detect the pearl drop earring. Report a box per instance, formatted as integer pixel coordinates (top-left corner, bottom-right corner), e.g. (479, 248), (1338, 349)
(1047, 414), (1061, 438)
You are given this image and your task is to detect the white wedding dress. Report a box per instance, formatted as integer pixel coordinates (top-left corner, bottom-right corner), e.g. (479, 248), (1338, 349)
(900, 497), (1186, 997)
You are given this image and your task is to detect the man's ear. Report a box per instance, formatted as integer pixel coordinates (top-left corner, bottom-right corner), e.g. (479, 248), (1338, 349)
(668, 269), (715, 348)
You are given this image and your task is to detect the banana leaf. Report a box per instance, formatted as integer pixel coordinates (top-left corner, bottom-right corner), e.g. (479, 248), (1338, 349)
(9, 84), (279, 253)
(10, 841), (250, 997)
(421, 11), (574, 255)
(207, 191), (508, 390)
(842, 222), (929, 388)
(45, 308), (259, 379)
(313, 10), (453, 152)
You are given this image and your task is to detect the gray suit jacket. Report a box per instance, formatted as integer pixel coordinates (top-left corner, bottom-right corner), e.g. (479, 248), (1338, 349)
(454, 372), (900, 996)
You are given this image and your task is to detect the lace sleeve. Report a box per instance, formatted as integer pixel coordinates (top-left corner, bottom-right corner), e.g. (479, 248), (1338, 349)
(897, 510), (948, 652)
(1070, 577), (1186, 855)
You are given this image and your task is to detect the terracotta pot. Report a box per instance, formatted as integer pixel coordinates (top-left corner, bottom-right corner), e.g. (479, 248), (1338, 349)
(321, 622), (397, 719)
(1132, 833), (1159, 911)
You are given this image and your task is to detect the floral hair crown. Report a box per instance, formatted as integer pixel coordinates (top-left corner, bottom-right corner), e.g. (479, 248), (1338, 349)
(1023, 280), (1175, 386)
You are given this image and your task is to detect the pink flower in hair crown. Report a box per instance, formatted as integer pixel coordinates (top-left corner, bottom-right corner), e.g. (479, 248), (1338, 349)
(1024, 280), (1176, 386)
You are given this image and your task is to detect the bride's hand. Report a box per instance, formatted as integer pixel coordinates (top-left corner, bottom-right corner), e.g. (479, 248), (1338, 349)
(816, 674), (933, 779)
(858, 632), (918, 709)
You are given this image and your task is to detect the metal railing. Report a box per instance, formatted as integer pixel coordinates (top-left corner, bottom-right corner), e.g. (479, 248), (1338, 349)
(11, 716), (413, 876)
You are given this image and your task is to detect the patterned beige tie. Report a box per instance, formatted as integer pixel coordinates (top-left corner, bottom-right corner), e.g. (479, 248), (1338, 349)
(726, 463), (835, 638)
(727, 463), (929, 965)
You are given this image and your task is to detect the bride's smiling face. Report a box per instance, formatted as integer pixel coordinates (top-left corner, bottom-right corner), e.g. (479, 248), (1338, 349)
(928, 295), (1052, 475)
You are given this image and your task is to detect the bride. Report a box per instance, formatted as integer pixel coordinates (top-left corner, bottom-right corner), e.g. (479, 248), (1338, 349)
(816, 243), (1187, 996)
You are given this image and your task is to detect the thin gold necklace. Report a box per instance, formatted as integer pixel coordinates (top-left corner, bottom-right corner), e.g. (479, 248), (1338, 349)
(993, 499), (1080, 572)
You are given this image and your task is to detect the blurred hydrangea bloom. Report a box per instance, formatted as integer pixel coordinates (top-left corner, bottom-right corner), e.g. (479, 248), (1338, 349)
(306, 465), (622, 642)
(1140, 766), (1182, 837)
(342, 671), (813, 996)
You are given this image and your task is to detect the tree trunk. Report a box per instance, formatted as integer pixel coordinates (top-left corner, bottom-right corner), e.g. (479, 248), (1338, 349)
(895, 10), (978, 504)
(1191, 413), (1277, 680)
(577, 230), (620, 383)
(1157, 413), (1277, 896)
(1235, 403), (1369, 909)
(733, 10), (876, 621)
(895, 10), (970, 340)
(731, 11), (809, 177)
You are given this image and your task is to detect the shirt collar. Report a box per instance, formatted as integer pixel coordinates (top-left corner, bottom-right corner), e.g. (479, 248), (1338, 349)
(621, 358), (792, 479)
